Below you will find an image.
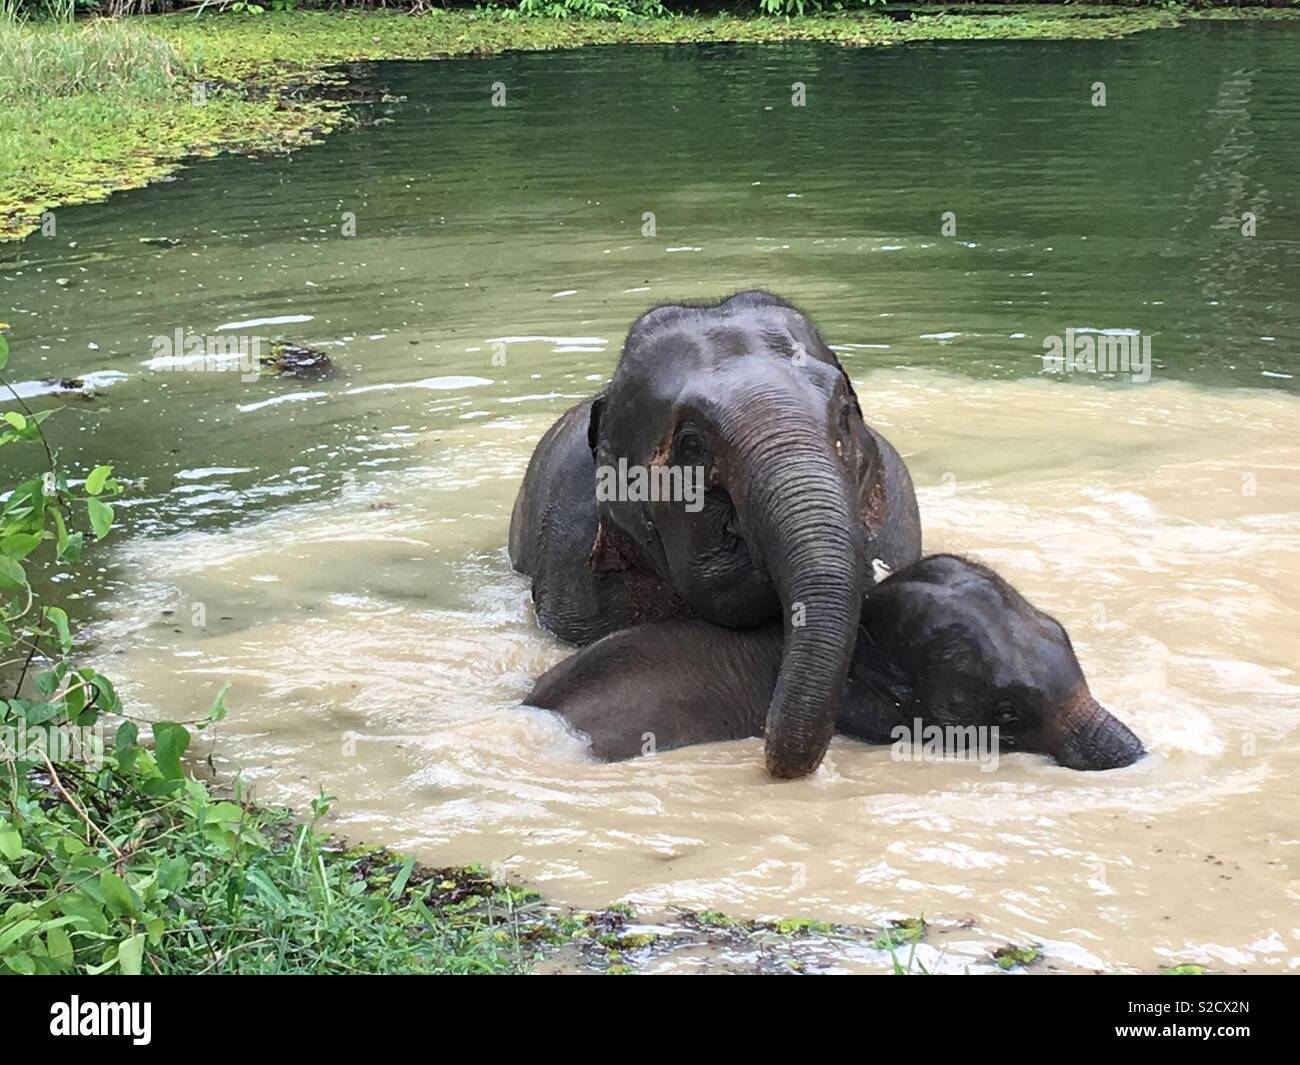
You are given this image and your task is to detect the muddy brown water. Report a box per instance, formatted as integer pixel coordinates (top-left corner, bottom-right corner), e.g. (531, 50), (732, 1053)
(3, 26), (1298, 971)
(92, 374), (1300, 973)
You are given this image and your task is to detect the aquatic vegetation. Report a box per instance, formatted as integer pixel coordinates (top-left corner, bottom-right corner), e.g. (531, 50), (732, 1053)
(992, 944), (1041, 970)
(0, 6), (1235, 241)
(774, 915), (835, 935)
(262, 340), (335, 380)
(873, 916), (927, 950)
(693, 909), (735, 928)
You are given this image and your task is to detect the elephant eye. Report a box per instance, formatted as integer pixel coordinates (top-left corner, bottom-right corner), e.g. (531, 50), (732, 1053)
(674, 427), (708, 465)
(993, 704), (1023, 731)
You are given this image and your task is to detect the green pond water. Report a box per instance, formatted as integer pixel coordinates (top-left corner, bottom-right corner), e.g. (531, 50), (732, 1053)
(3, 23), (1298, 534)
(3, 23), (1299, 972)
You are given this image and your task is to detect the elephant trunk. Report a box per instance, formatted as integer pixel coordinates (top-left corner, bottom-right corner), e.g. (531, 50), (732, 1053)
(1050, 691), (1145, 771)
(725, 405), (865, 779)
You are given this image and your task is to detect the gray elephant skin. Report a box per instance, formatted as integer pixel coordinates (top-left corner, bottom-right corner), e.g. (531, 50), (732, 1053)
(525, 555), (1146, 773)
(509, 291), (923, 779)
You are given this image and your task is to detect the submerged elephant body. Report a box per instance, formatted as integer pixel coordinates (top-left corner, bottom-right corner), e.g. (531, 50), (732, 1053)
(510, 291), (922, 777)
(526, 555), (1145, 773)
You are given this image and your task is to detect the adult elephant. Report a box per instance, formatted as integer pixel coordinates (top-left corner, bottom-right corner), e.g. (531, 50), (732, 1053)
(509, 290), (922, 778)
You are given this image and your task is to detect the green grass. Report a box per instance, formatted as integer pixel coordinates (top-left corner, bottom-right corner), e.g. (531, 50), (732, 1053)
(0, 18), (190, 97)
(0, 769), (544, 974)
(5, 5), (1272, 241)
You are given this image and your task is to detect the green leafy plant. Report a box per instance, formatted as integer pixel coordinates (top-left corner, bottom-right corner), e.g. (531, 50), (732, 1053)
(506, 0), (668, 21)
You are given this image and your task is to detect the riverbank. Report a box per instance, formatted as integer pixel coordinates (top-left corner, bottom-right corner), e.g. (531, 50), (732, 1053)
(3, 6), (1297, 243)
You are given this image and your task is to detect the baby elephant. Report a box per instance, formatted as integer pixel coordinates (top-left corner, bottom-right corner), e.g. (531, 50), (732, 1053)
(525, 555), (1145, 772)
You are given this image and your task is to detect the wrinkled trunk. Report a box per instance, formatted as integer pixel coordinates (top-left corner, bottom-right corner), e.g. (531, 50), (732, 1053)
(1051, 692), (1146, 771)
(724, 402), (865, 779)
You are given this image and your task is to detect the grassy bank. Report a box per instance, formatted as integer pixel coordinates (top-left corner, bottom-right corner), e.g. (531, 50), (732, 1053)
(4, 6), (1297, 241)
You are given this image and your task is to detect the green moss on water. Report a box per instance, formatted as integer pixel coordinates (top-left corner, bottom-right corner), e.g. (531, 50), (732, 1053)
(598, 931), (660, 949)
(992, 944), (1041, 970)
(873, 916), (927, 950)
(5, 6), (1281, 242)
(693, 910), (735, 928)
(1, 79), (340, 241)
(773, 915), (834, 935)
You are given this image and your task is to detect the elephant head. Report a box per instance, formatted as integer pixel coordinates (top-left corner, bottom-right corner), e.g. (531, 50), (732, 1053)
(845, 555), (1145, 771)
(588, 291), (899, 778)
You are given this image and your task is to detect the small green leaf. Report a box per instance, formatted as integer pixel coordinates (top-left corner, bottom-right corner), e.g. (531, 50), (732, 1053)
(0, 918), (40, 954)
(143, 916), (164, 946)
(0, 829), (24, 861)
(57, 893), (107, 934)
(246, 869), (287, 910)
(87, 497), (114, 540)
(389, 855), (416, 900)
(157, 856), (189, 894)
(2, 478), (45, 524)
(115, 721), (139, 772)
(21, 699), (63, 727)
(0, 556), (25, 589)
(152, 721), (190, 780)
(51, 507), (69, 554)
(1, 412), (25, 432)
(84, 465), (112, 496)
(207, 682), (231, 724)
(83, 670), (120, 714)
(116, 933), (145, 975)
(58, 531), (84, 565)
(0, 531), (44, 560)
(99, 870), (137, 918)
(46, 926), (74, 967)
(63, 681), (85, 720)
(44, 605), (72, 654)
(0, 333), (9, 371)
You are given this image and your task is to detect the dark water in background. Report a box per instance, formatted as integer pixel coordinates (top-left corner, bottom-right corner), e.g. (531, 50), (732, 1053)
(1, 22), (1298, 534)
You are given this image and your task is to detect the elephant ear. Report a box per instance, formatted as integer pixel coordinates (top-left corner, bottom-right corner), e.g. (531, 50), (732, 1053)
(816, 353), (889, 535)
(832, 357), (863, 408)
(825, 351), (884, 521)
(586, 392), (607, 461)
(585, 392), (626, 573)
(589, 520), (629, 573)
(857, 424), (889, 535)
